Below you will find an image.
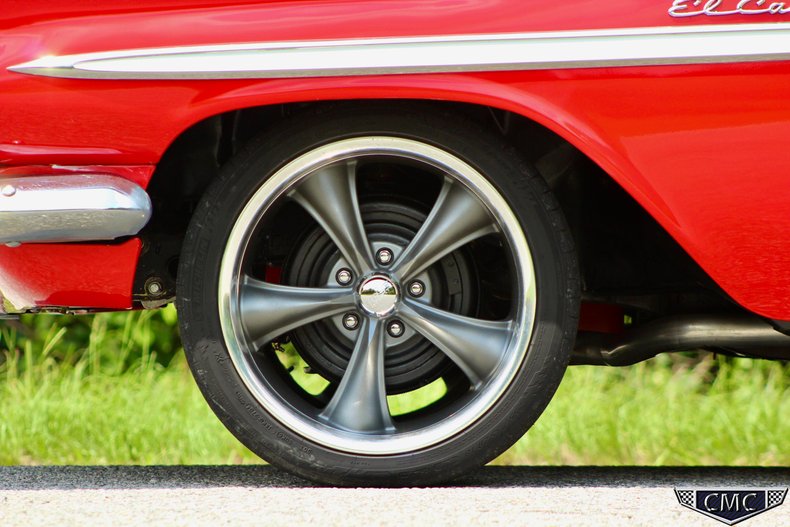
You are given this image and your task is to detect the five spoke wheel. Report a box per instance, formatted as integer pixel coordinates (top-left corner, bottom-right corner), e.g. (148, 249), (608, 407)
(219, 138), (536, 452)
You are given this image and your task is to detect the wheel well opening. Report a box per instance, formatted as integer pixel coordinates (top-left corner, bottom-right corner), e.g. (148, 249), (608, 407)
(135, 99), (734, 322)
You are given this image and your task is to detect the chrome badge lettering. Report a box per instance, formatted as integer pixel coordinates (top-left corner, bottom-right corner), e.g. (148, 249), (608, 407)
(670, 0), (790, 17)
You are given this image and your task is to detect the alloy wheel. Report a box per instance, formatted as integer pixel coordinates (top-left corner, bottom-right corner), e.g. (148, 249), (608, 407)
(217, 137), (537, 454)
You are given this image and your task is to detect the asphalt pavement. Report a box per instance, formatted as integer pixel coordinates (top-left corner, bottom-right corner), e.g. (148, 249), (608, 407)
(0, 466), (787, 526)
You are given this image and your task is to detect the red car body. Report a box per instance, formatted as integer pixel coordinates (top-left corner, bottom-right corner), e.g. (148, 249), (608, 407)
(2, 1), (790, 322)
(5, 0), (790, 486)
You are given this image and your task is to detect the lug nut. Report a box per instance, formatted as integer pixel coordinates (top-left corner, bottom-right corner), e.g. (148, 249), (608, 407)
(387, 320), (405, 338)
(376, 248), (394, 266)
(342, 313), (360, 331)
(335, 268), (353, 286)
(408, 280), (425, 297)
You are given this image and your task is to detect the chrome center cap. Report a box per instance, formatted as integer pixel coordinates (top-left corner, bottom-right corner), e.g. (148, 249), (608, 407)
(358, 275), (399, 317)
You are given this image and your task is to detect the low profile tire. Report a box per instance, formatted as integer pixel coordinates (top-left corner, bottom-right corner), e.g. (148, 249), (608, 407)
(177, 105), (579, 486)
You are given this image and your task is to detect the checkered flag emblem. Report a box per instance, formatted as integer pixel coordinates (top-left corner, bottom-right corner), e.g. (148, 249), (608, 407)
(768, 489), (786, 508)
(676, 490), (694, 507)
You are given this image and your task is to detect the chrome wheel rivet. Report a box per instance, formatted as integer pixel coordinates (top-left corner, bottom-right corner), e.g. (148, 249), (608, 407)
(408, 280), (425, 298)
(335, 268), (353, 286)
(342, 313), (360, 331)
(387, 320), (405, 338)
(376, 248), (394, 266)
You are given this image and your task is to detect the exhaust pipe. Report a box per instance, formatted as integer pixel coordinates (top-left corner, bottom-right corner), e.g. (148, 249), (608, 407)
(573, 314), (790, 366)
(0, 174), (151, 244)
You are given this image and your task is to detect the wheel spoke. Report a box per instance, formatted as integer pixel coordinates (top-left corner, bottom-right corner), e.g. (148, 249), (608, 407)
(239, 275), (355, 347)
(391, 178), (497, 280)
(399, 298), (514, 387)
(320, 319), (394, 433)
(289, 160), (373, 275)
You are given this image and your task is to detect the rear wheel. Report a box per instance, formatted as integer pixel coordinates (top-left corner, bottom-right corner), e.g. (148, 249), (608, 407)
(177, 106), (578, 486)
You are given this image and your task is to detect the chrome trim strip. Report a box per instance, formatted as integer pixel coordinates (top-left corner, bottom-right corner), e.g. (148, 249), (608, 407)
(9, 22), (790, 80)
(0, 175), (152, 244)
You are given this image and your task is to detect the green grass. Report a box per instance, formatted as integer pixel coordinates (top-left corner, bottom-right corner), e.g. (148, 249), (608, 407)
(0, 309), (258, 465)
(494, 356), (789, 466)
(0, 309), (787, 466)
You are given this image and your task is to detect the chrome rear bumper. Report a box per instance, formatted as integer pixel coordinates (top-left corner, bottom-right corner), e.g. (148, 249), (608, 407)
(0, 174), (151, 244)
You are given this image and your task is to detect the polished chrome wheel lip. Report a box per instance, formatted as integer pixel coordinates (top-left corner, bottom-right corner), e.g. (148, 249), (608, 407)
(218, 136), (537, 455)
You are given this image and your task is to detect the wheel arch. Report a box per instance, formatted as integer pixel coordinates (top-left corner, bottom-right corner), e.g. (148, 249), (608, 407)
(137, 93), (726, 319)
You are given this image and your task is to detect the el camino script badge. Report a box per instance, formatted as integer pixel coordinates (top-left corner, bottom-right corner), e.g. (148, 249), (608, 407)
(670, 0), (790, 17)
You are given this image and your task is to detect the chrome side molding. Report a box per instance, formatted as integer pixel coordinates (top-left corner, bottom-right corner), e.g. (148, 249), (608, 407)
(9, 22), (790, 80)
(0, 174), (152, 244)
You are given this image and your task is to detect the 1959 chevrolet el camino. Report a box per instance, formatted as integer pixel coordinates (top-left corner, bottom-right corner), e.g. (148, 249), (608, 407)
(2, 0), (790, 485)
